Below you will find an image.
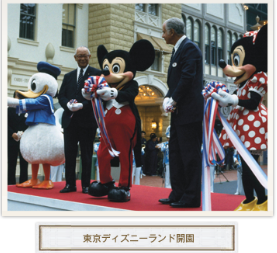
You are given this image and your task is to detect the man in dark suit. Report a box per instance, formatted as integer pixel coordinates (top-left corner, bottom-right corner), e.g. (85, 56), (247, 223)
(58, 46), (102, 193)
(159, 17), (204, 208)
(8, 91), (29, 185)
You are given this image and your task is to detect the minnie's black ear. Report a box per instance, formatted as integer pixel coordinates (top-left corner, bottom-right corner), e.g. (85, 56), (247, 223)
(255, 24), (267, 72)
(97, 45), (108, 70)
(129, 39), (155, 71)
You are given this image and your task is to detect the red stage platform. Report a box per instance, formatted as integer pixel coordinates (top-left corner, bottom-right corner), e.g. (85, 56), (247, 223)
(8, 180), (245, 212)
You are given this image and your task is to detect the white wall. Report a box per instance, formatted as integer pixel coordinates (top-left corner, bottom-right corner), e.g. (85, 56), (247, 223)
(206, 4), (224, 20)
(228, 4), (244, 28)
(8, 4), (89, 69)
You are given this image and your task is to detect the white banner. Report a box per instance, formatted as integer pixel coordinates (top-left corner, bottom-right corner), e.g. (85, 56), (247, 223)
(37, 223), (236, 252)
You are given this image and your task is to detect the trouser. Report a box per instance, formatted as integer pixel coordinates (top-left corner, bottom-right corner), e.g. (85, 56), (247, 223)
(8, 143), (28, 185)
(168, 121), (202, 205)
(64, 120), (96, 188)
(97, 106), (137, 188)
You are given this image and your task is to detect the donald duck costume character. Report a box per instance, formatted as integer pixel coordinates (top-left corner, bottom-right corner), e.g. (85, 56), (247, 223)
(7, 62), (65, 189)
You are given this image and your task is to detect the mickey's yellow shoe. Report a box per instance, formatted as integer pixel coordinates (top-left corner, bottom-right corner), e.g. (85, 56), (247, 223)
(251, 199), (268, 211)
(234, 197), (257, 211)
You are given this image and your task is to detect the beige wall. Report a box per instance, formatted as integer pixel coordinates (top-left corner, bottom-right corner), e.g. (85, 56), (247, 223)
(88, 4), (135, 68)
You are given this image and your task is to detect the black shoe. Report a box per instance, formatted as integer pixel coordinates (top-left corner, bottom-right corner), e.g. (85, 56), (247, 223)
(60, 184), (76, 193)
(88, 180), (115, 197)
(170, 201), (200, 208)
(82, 187), (89, 194)
(108, 187), (130, 202)
(159, 198), (175, 204)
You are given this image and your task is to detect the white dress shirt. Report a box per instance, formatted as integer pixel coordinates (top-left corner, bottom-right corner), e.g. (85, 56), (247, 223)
(76, 65), (89, 82)
(173, 35), (187, 56)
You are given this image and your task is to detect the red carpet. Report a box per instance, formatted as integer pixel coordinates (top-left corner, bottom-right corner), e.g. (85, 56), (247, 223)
(8, 180), (245, 211)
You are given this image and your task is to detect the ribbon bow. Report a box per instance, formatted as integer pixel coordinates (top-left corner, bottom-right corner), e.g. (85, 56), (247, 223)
(201, 81), (267, 211)
(84, 76), (120, 157)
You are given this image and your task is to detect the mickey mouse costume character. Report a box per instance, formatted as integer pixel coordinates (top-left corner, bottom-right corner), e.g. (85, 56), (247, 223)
(82, 39), (155, 202)
(212, 25), (268, 211)
(7, 62), (65, 189)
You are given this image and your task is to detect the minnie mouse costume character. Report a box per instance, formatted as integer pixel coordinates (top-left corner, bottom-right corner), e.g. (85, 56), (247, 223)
(82, 40), (155, 202)
(212, 25), (268, 211)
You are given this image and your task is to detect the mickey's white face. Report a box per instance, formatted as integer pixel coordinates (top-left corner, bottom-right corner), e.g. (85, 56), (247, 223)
(17, 73), (58, 98)
(102, 57), (133, 90)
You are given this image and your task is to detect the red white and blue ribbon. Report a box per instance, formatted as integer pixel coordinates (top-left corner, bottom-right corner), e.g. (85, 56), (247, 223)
(84, 76), (120, 157)
(201, 81), (268, 211)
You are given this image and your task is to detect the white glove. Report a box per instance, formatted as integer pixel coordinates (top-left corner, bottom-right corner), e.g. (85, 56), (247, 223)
(163, 97), (170, 112)
(67, 102), (83, 112)
(8, 97), (20, 107)
(163, 97), (176, 112)
(96, 87), (118, 101)
(17, 131), (24, 140)
(211, 89), (238, 107)
(81, 88), (94, 101)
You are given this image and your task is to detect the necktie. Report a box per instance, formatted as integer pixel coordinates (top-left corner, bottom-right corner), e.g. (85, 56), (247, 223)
(77, 68), (84, 90)
(170, 48), (175, 62)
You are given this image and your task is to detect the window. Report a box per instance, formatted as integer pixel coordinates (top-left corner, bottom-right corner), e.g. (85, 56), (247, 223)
(186, 18), (192, 40)
(205, 24), (210, 64)
(227, 31), (232, 65)
(193, 21), (200, 47)
(62, 4), (76, 48)
(218, 29), (224, 77)
(19, 4), (36, 40)
(232, 33), (238, 44)
(218, 29), (223, 62)
(135, 4), (160, 27)
(135, 4), (144, 12)
(148, 4), (158, 16)
(151, 51), (160, 71)
(211, 27), (216, 65)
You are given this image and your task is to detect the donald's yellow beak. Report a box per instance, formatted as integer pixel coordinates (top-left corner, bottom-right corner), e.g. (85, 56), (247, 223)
(16, 85), (49, 98)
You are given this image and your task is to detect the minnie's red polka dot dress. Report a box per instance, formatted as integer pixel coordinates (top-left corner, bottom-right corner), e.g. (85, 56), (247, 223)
(219, 72), (268, 151)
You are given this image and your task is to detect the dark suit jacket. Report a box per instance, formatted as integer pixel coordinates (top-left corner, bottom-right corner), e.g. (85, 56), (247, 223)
(166, 38), (204, 125)
(58, 66), (102, 128)
(8, 107), (28, 147)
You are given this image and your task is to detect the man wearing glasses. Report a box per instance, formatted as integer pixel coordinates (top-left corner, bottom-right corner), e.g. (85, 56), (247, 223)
(58, 46), (101, 194)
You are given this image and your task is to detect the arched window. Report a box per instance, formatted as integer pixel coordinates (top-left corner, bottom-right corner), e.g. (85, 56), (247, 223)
(227, 31), (232, 65)
(194, 21), (200, 47)
(211, 27), (217, 65)
(186, 18), (192, 40)
(218, 29), (223, 63)
(232, 33), (238, 44)
(205, 24), (210, 65)
(218, 29), (224, 77)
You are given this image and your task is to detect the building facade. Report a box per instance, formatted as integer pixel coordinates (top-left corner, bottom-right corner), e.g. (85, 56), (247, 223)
(9, 3), (270, 176)
(7, 3), (248, 137)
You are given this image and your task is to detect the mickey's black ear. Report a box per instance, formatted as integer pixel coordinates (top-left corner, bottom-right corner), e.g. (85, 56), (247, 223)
(129, 39), (155, 71)
(97, 45), (108, 70)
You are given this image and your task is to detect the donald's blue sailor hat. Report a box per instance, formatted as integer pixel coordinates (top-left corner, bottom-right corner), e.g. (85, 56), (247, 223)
(37, 61), (61, 80)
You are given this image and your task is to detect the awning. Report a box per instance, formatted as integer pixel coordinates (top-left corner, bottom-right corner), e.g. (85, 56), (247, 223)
(137, 33), (160, 51)
(151, 37), (172, 54)
(137, 33), (172, 54)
